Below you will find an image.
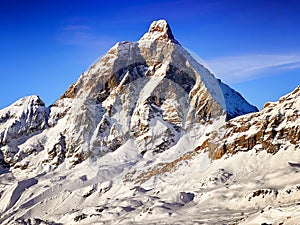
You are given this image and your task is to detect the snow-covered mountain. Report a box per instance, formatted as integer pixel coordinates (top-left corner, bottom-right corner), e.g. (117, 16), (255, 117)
(0, 19), (257, 169)
(0, 20), (299, 225)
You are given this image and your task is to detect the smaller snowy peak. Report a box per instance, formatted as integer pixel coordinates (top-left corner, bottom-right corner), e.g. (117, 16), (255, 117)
(0, 95), (47, 165)
(139, 19), (179, 44)
(0, 95), (45, 116)
(279, 85), (300, 103)
(13, 95), (45, 107)
(263, 85), (300, 110)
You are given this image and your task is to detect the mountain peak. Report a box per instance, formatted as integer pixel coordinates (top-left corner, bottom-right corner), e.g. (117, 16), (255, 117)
(139, 19), (179, 44)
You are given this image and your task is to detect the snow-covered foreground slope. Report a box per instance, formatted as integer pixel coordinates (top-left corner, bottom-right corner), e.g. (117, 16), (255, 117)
(0, 20), (299, 224)
(0, 117), (299, 224)
(0, 92), (299, 225)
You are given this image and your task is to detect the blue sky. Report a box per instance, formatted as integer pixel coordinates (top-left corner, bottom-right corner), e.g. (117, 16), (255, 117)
(1, 0), (300, 109)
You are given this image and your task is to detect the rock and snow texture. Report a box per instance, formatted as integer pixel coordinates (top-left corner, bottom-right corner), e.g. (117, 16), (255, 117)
(197, 86), (300, 160)
(0, 19), (257, 168)
(140, 19), (179, 44)
(0, 96), (47, 166)
(0, 20), (298, 224)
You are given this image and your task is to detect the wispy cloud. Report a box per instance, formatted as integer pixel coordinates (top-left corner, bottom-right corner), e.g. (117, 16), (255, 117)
(63, 25), (90, 32)
(206, 54), (300, 83)
(57, 24), (115, 47)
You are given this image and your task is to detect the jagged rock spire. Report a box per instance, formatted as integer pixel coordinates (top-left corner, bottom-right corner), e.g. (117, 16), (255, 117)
(139, 19), (179, 44)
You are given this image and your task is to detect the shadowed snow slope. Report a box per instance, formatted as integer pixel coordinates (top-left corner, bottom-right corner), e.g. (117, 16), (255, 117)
(1, 20), (298, 225)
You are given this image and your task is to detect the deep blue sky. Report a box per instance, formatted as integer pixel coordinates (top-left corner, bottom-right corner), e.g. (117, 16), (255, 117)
(1, 0), (300, 109)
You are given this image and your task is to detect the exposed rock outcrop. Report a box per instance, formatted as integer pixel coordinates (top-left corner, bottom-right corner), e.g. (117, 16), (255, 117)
(198, 86), (300, 159)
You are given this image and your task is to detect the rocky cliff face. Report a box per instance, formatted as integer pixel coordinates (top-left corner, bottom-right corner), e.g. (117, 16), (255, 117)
(0, 20), (257, 169)
(123, 85), (300, 186)
(197, 86), (300, 160)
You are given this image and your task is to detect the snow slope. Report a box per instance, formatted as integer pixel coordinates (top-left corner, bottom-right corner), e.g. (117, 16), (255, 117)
(0, 109), (299, 224)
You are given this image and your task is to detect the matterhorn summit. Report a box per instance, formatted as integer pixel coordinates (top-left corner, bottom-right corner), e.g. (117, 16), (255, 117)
(1, 20), (299, 225)
(140, 19), (179, 43)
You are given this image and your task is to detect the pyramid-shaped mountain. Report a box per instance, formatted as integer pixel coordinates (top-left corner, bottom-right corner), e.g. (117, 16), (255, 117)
(0, 19), (257, 168)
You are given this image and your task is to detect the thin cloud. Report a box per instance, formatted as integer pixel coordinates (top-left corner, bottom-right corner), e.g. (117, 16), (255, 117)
(63, 25), (90, 32)
(278, 61), (300, 70)
(206, 54), (300, 83)
(57, 24), (115, 47)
